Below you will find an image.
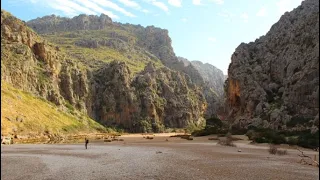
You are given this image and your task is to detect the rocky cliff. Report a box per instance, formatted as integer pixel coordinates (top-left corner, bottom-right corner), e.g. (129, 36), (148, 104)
(27, 14), (113, 34)
(26, 13), (216, 120)
(89, 62), (206, 132)
(177, 57), (226, 117)
(226, 0), (319, 132)
(1, 10), (107, 136)
(1, 10), (207, 133)
(189, 60), (225, 97)
(27, 16), (207, 89)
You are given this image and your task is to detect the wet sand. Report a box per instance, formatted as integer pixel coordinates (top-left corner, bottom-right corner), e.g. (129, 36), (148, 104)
(1, 134), (319, 180)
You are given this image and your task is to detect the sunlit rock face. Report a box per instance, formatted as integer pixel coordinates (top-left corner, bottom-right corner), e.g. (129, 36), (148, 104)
(226, 0), (319, 131)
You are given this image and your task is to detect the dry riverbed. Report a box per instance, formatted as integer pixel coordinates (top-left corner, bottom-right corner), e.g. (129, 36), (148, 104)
(1, 134), (319, 180)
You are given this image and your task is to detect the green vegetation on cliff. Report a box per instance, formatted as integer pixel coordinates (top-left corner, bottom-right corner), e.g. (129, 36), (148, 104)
(40, 29), (164, 74)
(1, 81), (107, 136)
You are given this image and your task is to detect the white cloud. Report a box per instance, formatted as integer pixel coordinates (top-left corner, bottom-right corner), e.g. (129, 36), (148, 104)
(91, 0), (136, 17)
(240, 12), (249, 23)
(117, 0), (151, 14)
(209, 0), (224, 5)
(117, 0), (141, 9)
(49, 0), (98, 16)
(73, 0), (119, 19)
(49, 2), (78, 17)
(208, 37), (217, 43)
(144, 0), (169, 12)
(152, 1), (169, 12)
(193, 0), (202, 5)
(193, 0), (223, 5)
(168, 0), (182, 7)
(181, 18), (187, 22)
(21, 0), (123, 17)
(142, 9), (150, 13)
(256, 7), (267, 17)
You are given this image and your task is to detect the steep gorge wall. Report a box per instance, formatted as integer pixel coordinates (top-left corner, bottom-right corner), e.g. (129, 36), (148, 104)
(89, 62), (206, 132)
(226, 0), (319, 132)
(26, 13), (215, 119)
(2, 10), (206, 132)
(177, 57), (226, 118)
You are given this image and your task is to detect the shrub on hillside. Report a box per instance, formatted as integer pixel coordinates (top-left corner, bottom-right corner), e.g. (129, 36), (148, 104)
(286, 116), (313, 127)
(230, 125), (247, 135)
(247, 128), (319, 149)
(245, 128), (286, 144)
(277, 149), (288, 155)
(297, 130), (319, 149)
(192, 116), (228, 136)
(245, 129), (256, 140)
(268, 144), (278, 154)
(218, 133), (236, 147)
(268, 144), (287, 155)
(287, 136), (298, 145)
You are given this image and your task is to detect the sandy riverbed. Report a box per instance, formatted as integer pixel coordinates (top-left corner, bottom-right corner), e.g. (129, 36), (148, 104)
(1, 134), (319, 180)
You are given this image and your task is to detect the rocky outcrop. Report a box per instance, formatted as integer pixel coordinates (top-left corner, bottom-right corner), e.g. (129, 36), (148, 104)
(89, 62), (206, 132)
(177, 57), (226, 118)
(26, 12), (214, 119)
(2, 10), (207, 133)
(1, 10), (64, 104)
(27, 14), (112, 34)
(189, 60), (225, 97)
(226, 0), (319, 131)
(26, 13), (205, 84)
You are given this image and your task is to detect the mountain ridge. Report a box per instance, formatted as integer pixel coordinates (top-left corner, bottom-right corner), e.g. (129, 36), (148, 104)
(1, 9), (208, 135)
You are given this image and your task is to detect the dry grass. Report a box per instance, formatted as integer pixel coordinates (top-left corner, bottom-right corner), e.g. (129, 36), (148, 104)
(42, 30), (164, 75)
(218, 138), (236, 147)
(268, 144), (278, 154)
(1, 82), (105, 136)
(268, 144), (288, 156)
(218, 133), (236, 147)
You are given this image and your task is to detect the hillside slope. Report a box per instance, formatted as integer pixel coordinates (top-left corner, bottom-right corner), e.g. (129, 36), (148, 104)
(1, 81), (106, 137)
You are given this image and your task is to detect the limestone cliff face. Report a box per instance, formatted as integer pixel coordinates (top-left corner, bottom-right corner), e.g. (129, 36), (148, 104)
(133, 63), (206, 130)
(26, 15), (205, 86)
(189, 60), (225, 98)
(1, 10), (64, 105)
(26, 12), (211, 123)
(177, 57), (226, 118)
(120, 24), (207, 89)
(89, 62), (206, 132)
(27, 14), (112, 34)
(226, 0), (319, 132)
(2, 10), (207, 133)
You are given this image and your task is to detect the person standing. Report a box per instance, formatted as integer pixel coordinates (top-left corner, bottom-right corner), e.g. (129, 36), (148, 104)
(85, 138), (89, 149)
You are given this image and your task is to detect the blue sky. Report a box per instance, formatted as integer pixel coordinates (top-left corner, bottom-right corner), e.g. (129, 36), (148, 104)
(2, 0), (304, 74)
